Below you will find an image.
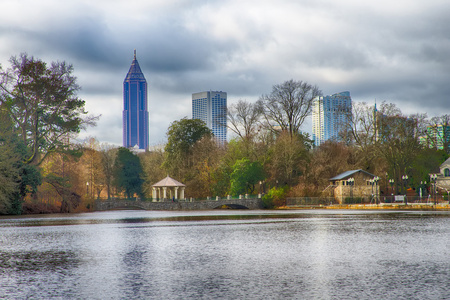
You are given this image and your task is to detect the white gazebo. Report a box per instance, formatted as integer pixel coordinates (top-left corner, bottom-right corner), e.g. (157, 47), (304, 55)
(152, 176), (186, 201)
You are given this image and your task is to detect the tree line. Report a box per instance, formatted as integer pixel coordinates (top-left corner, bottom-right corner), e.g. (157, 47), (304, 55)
(0, 54), (448, 214)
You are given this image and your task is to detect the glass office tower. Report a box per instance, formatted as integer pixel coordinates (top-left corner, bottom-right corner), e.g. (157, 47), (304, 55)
(123, 50), (149, 150)
(312, 91), (352, 147)
(192, 91), (227, 143)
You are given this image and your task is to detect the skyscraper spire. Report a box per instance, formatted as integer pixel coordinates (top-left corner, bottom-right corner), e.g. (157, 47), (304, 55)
(123, 50), (149, 150)
(125, 50), (145, 81)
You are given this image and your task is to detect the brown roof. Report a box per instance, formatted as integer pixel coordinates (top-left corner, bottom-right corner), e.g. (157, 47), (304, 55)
(152, 176), (185, 187)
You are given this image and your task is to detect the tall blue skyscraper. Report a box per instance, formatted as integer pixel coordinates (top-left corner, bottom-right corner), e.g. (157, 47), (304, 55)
(123, 50), (149, 150)
(192, 91), (227, 143)
(312, 91), (352, 147)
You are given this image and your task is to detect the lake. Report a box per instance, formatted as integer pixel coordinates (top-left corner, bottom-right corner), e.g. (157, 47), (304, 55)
(0, 210), (449, 299)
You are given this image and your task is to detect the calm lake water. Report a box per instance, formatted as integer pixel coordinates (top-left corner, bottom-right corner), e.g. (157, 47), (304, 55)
(0, 210), (449, 299)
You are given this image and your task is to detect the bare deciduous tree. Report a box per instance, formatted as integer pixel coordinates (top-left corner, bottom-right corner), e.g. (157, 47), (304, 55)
(260, 79), (321, 137)
(101, 145), (118, 200)
(227, 99), (262, 141)
(140, 149), (165, 198)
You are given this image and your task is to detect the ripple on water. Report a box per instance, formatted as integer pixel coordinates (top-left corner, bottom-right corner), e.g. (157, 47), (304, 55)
(0, 210), (448, 299)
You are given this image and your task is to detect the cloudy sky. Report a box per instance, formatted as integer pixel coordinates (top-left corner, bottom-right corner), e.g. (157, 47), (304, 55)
(1, 0), (449, 146)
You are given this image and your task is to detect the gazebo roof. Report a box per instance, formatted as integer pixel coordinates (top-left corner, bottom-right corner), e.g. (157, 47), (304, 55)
(152, 176), (185, 187)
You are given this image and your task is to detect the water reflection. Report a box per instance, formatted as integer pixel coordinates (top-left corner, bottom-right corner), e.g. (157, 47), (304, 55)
(0, 250), (79, 273)
(0, 210), (448, 299)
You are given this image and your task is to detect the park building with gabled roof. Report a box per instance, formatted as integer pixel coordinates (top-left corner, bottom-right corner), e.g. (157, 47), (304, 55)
(327, 169), (379, 204)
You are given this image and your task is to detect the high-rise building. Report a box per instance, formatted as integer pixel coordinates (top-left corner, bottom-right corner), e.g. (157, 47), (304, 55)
(422, 124), (450, 151)
(192, 91), (227, 143)
(312, 91), (352, 147)
(123, 50), (149, 150)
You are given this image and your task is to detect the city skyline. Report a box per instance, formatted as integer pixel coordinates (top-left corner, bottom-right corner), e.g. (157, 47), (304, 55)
(1, 0), (449, 146)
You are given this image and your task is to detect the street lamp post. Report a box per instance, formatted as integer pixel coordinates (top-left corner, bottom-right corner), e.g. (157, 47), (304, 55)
(389, 179), (394, 202)
(348, 177), (355, 203)
(374, 176), (380, 204)
(86, 182), (89, 198)
(430, 174), (437, 206)
(385, 172), (388, 200)
(402, 175), (408, 205)
(419, 181), (427, 202)
(420, 181), (423, 200)
(423, 181), (427, 204)
(369, 179), (374, 203)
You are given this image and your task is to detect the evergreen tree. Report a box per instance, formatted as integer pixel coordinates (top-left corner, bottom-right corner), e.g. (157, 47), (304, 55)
(0, 53), (98, 166)
(113, 148), (144, 199)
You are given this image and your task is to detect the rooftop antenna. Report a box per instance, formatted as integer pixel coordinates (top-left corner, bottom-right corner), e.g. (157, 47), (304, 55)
(134, 49), (136, 60)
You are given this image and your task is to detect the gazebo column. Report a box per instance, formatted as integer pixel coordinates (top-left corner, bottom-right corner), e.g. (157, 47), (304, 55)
(163, 187), (167, 200)
(152, 187), (156, 201)
(180, 187), (185, 200)
(174, 187), (179, 200)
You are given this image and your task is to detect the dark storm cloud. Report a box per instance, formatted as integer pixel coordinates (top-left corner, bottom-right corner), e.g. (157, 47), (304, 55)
(41, 19), (119, 65)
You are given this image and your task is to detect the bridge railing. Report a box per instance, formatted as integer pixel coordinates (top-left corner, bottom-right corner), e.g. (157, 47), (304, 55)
(186, 194), (261, 201)
(101, 194), (261, 202)
(95, 196), (264, 211)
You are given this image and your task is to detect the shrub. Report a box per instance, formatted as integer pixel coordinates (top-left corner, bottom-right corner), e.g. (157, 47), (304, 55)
(262, 186), (289, 208)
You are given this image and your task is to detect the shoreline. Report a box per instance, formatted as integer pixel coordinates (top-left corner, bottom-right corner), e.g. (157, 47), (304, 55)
(281, 203), (450, 211)
(6, 202), (450, 216)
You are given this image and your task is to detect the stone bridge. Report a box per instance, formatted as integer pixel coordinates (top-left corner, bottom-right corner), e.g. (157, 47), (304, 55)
(94, 198), (264, 211)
